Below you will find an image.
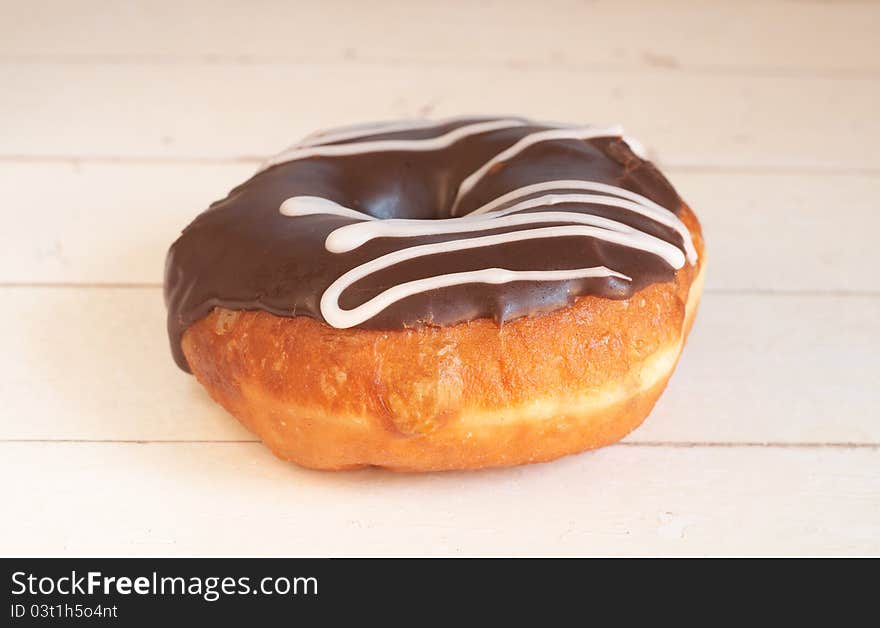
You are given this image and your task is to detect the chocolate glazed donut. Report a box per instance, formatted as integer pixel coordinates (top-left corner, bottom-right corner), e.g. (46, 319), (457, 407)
(165, 116), (705, 471)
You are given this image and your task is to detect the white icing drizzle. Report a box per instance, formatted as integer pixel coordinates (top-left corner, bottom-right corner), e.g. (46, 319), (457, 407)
(279, 195), (376, 222)
(274, 118), (697, 329)
(621, 134), (648, 159)
(261, 118), (528, 171)
(322, 267), (629, 330)
(469, 179), (664, 216)
(465, 180), (697, 263)
(319, 228), (636, 329)
(322, 199), (685, 267)
(294, 115), (500, 149)
(450, 126), (623, 214)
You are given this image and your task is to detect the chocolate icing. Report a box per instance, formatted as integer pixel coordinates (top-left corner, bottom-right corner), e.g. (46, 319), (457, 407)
(165, 117), (686, 372)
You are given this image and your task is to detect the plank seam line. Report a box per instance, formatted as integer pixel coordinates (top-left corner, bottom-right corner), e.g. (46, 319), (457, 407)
(618, 441), (880, 449)
(1, 439), (877, 449)
(0, 282), (163, 289)
(3, 55), (880, 79)
(0, 439), (262, 444)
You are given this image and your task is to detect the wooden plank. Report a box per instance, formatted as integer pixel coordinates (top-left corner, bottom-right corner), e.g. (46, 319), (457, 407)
(671, 170), (880, 293)
(4, 162), (878, 294)
(2, 0), (875, 559)
(2, 442), (876, 555)
(0, 161), (254, 285)
(2, 63), (878, 168)
(2, 288), (877, 444)
(0, 287), (253, 442)
(2, 1), (878, 74)
(641, 292), (880, 444)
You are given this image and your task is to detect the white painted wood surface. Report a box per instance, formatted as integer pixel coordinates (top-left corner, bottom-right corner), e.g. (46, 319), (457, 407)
(4, 0), (878, 74)
(1, 0), (877, 556)
(5, 63), (879, 168)
(5, 443), (878, 556)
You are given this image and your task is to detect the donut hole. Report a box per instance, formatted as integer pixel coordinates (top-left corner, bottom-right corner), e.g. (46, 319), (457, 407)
(354, 176), (451, 221)
(341, 158), (459, 221)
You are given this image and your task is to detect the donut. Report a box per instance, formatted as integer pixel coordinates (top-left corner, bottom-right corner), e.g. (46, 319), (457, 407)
(165, 116), (705, 471)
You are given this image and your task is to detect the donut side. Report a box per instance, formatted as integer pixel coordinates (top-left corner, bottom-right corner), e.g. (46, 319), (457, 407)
(182, 207), (704, 471)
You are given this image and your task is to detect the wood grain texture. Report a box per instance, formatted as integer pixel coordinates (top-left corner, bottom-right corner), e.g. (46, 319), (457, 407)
(3, 63), (878, 168)
(2, 288), (877, 444)
(2, 442), (876, 556)
(3, 1), (878, 75)
(2, 0), (877, 556)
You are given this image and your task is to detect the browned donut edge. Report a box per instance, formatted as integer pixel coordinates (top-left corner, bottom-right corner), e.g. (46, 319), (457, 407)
(181, 205), (705, 471)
